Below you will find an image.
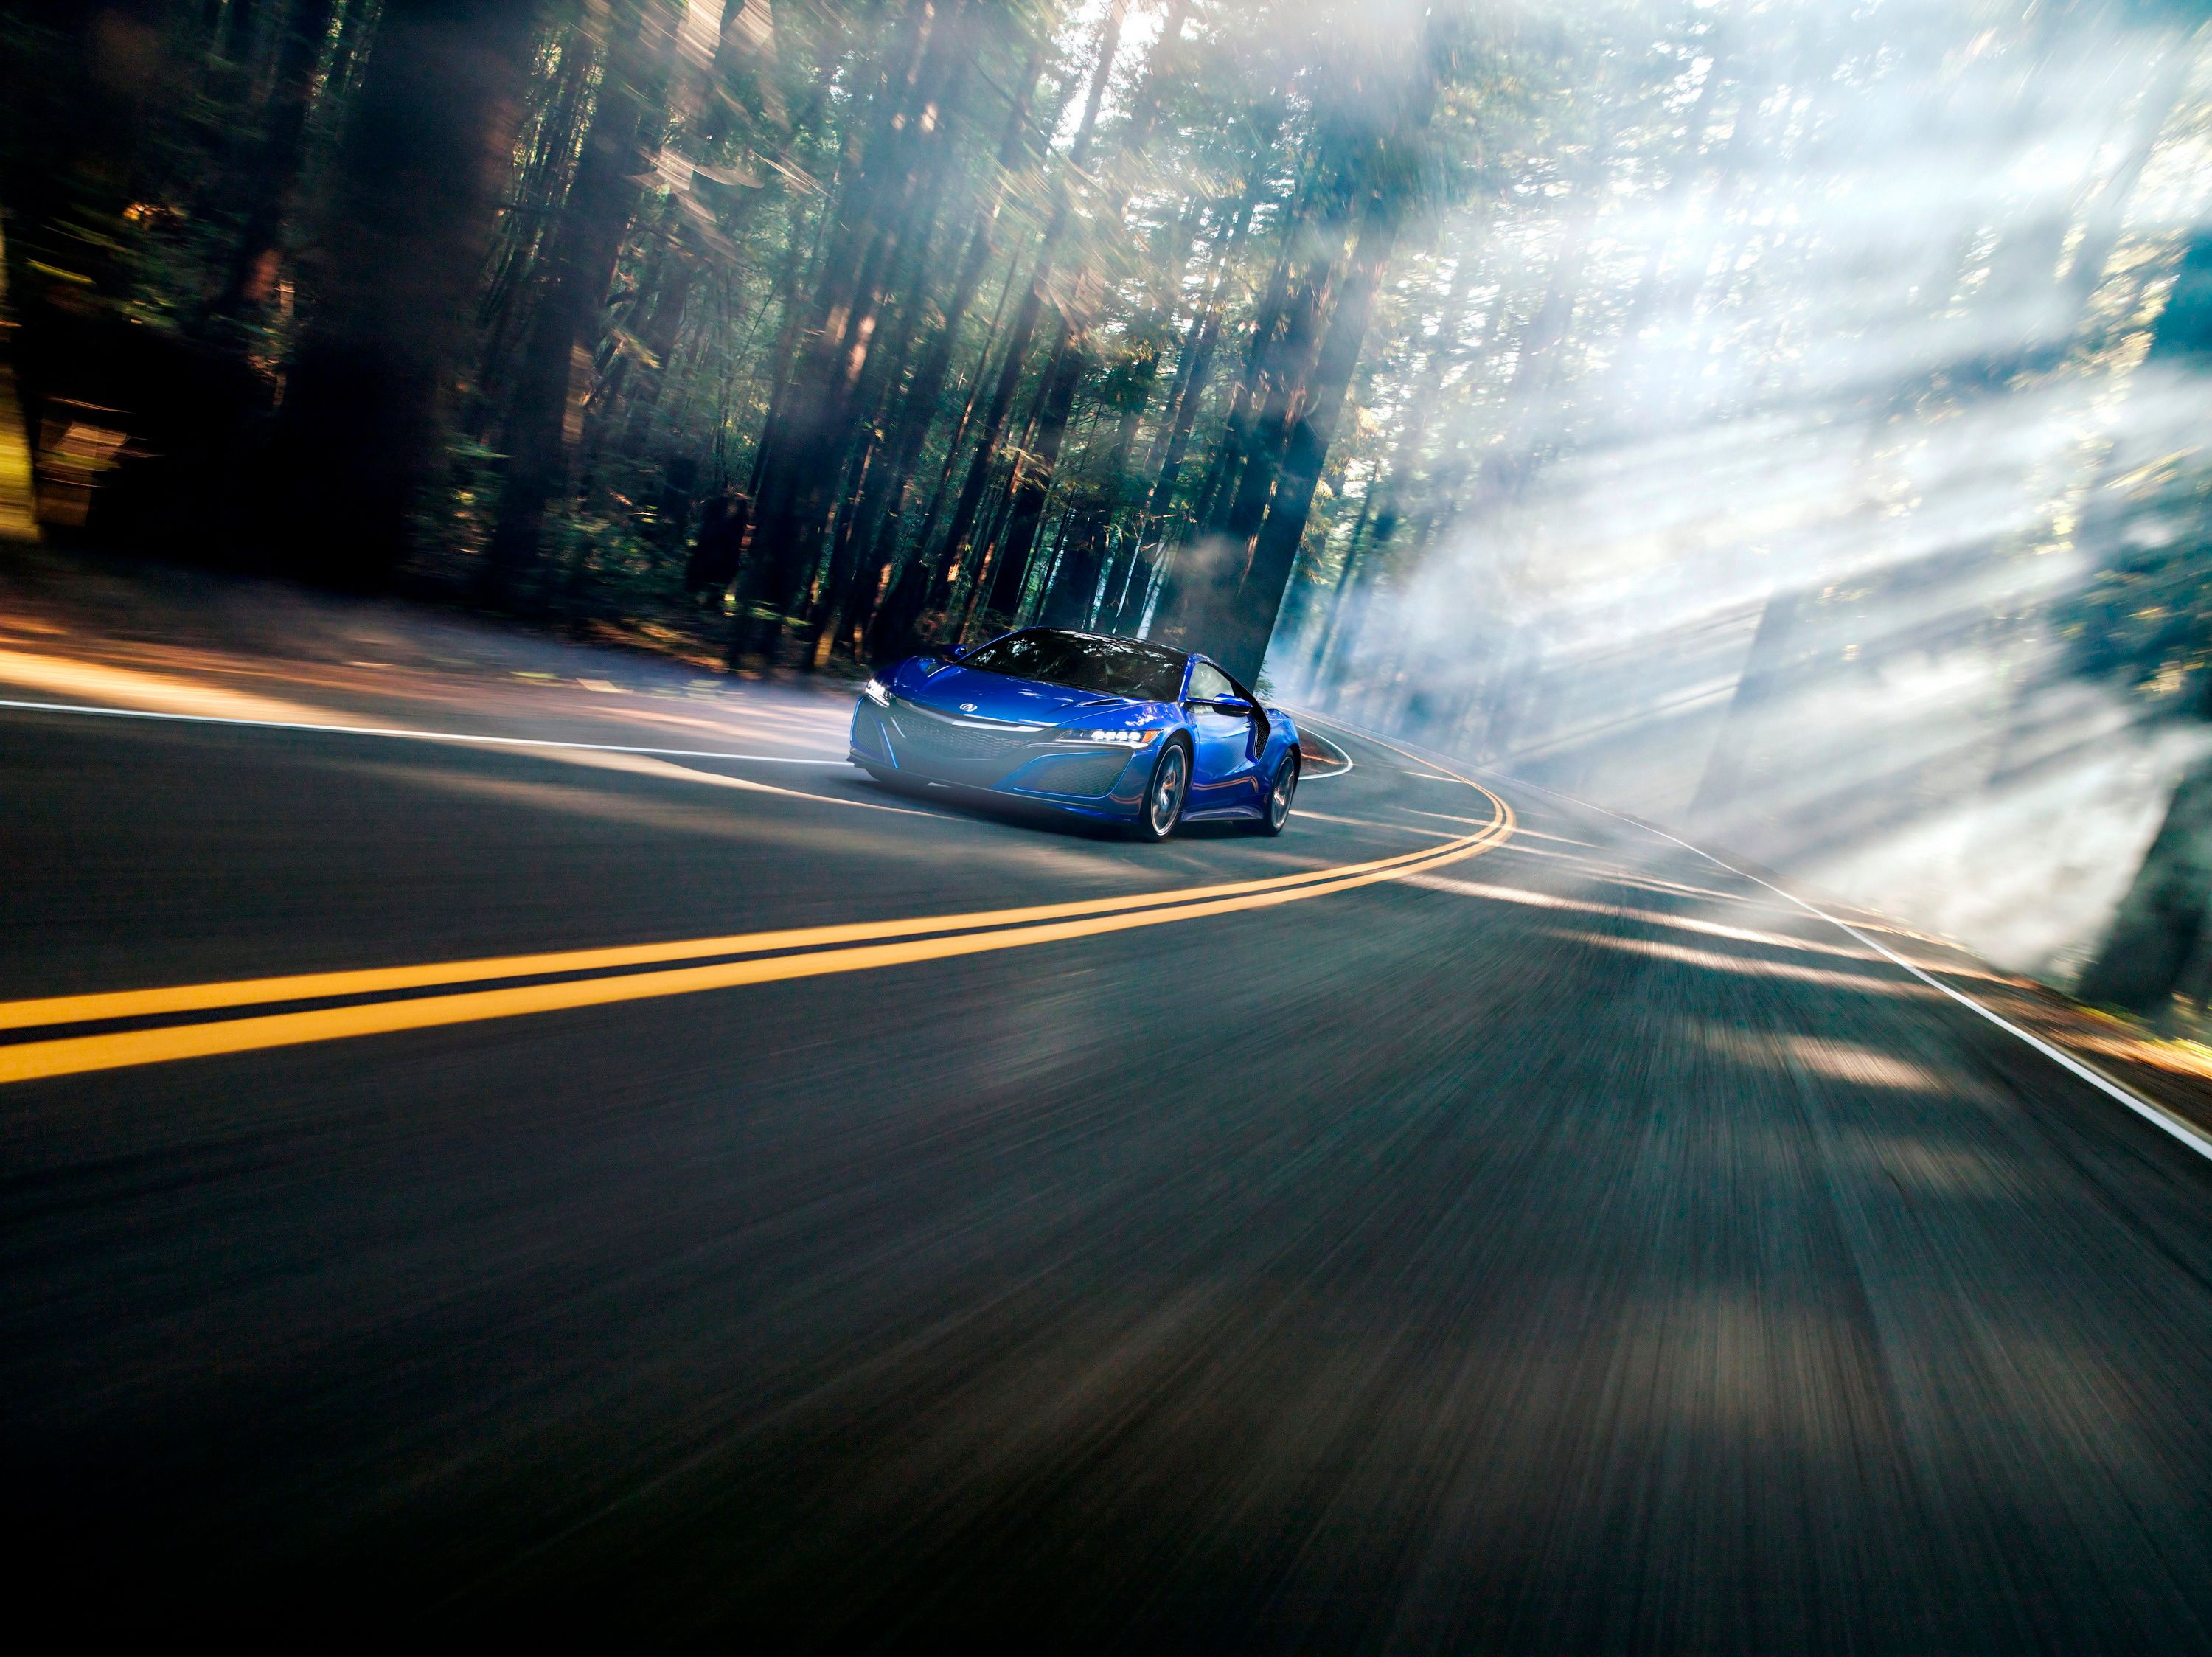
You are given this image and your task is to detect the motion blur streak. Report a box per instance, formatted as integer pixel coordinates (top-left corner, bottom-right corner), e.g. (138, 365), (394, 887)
(1552, 928), (1944, 996)
(0, 697), (841, 767)
(0, 796), (1512, 1085)
(1405, 872), (1885, 962)
(12, 659), (2212, 1647)
(0, 644), (344, 726)
(0, 806), (1497, 1035)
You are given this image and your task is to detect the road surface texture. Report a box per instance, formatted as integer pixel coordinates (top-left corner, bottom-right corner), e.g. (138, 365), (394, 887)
(6, 597), (2212, 1649)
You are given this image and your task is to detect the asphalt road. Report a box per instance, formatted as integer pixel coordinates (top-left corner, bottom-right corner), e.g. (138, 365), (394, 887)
(7, 671), (2212, 1649)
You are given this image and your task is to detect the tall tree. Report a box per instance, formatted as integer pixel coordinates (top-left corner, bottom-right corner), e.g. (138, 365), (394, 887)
(1155, 19), (1436, 681)
(846, 42), (1050, 658)
(211, 0), (342, 322)
(487, 0), (682, 602)
(923, 0), (1127, 640)
(729, 0), (981, 660)
(271, 0), (539, 588)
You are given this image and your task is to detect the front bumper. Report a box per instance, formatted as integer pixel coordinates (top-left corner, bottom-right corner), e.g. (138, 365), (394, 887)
(851, 698), (1152, 816)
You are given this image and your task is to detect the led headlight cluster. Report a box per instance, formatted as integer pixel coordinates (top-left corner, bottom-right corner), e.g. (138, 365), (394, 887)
(862, 677), (892, 706)
(1057, 727), (1161, 747)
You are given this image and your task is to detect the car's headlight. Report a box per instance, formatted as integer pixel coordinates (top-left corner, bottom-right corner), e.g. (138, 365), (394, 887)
(862, 677), (891, 706)
(1055, 728), (1161, 747)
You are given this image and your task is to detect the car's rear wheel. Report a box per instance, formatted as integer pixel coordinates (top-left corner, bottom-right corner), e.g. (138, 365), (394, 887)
(1129, 738), (1189, 841)
(1253, 751), (1299, 836)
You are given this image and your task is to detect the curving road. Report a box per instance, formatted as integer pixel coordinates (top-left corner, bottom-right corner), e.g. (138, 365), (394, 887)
(7, 650), (2212, 1647)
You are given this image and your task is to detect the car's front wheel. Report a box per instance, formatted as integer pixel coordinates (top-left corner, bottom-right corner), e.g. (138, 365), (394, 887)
(1252, 750), (1299, 836)
(1129, 737), (1190, 841)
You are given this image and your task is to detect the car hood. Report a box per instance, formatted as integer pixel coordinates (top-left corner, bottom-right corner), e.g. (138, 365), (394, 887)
(888, 658), (1169, 727)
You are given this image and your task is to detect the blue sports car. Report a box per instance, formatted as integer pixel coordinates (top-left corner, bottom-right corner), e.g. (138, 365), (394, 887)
(849, 628), (1301, 841)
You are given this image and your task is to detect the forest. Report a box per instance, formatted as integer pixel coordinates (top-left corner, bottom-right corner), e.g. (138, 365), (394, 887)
(10, 0), (2212, 1014)
(0, 0), (1509, 687)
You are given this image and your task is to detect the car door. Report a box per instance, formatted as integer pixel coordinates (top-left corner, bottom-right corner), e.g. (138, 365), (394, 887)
(1183, 659), (1262, 814)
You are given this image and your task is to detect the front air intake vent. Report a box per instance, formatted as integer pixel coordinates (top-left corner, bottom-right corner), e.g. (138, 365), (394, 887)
(1017, 750), (1130, 797)
(889, 705), (1032, 768)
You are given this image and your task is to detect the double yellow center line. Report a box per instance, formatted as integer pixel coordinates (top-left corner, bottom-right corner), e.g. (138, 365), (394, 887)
(1, 787), (1514, 1085)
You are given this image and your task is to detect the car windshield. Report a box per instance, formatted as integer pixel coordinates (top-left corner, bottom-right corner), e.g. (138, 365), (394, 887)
(955, 631), (1187, 701)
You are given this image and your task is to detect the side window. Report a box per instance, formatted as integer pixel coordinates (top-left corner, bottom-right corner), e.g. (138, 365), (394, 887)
(1189, 662), (1235, 702)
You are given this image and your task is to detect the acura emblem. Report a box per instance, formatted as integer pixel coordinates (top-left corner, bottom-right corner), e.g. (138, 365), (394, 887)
(959, 702), (977, 712)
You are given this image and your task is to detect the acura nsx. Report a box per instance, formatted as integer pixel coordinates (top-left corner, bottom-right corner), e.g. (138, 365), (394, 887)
(849, 628), (1301, 840)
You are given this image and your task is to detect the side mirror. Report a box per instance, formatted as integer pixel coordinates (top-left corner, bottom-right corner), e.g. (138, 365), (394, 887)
(1194, 695), (1254, 717)
(944, 644), (970, 661)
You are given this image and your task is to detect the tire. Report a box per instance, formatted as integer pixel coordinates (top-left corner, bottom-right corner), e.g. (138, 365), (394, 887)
(1252, 750), (1299, 836)
(1128, 737), (1191, 841)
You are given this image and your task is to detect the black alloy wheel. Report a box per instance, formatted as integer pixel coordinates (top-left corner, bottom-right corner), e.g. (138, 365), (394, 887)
(1253, 750), (1298, 836)
(1130, 737), (1190, 841)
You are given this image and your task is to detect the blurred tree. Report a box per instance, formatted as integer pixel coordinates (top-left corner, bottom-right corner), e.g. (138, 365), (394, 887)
(209, 0), (341, 323)
(272, 0), (538, 588)
(486, 0), (681, 602)
(2081, 751), (2212, 1017)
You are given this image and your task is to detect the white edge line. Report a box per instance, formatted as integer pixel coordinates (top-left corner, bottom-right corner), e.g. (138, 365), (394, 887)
(0, 697), (846, 766)
(1619, 810), (2212, 1159)
(1285, 712), (1353, 780)
(1520, 775), (2212, 1164)
(1301, 710), (2212, 1167)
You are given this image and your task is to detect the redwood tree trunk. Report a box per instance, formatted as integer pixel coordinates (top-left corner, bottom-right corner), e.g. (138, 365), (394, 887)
(273, 0), (538, 589)
(213, 0), (342, 321)
(913, 0), (1127, 633)
(487, 1), (675, 602)
(1151, 232), (1329, 656)
(1208, 203), (1396, 682)
(731, 0), (970, 657)
(927, 269), (1051, 612)
(984, 310), (1082, 621)
(855, 44), (1045, 658)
